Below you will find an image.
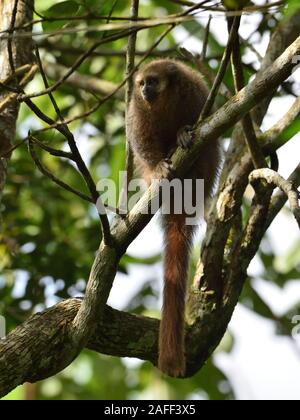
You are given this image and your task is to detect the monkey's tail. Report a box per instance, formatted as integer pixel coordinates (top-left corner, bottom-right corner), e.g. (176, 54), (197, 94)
(159, 214), (194, 377)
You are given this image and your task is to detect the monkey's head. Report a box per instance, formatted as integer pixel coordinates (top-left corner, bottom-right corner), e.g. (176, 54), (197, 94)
(133, 60), (178, 104)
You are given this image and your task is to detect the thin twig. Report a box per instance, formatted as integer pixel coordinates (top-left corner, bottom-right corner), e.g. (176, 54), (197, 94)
(266, 164), (300, 229)
(0, 64), (38, 113)
(197, 16), (240, 123)
(7, 0), (19, 73)
(18, 27), (144, 101)
(40, 40), (177, 59)
(0, 0), (285, 38)
(24, 56), (112, 242)
(168, 0), (195, 6)
(23, 97), (112, 244)
(101, 0), (119, 40)
(121, 0), (140, 212)
(0, 81), (19, 93)
(43, 60), (123, 98)
(29, 135), (73, 160)
(28, 137), (93, 203)
(34, 45), (64, 121)
(249, 168), (300, 229)
(0, 138), (27, 158)
(0, 15), (150, 35)
(0, 2), (286, 41)
(23, 98), (96, 199)
(229, 16), (267, 169)
(201, 14), (212, 61)
(17, 14), (187, 103)
(262, 96), (300, 148)
(179, 47), (232, 99)
(29, 139), (125, 216)
(125, 0), (139, 107)
(240, 35), (263, 62)
(0, 64), (32, 85)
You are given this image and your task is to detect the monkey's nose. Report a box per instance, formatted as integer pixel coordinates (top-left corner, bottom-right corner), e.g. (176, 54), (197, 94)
(142, 86), (157, 102)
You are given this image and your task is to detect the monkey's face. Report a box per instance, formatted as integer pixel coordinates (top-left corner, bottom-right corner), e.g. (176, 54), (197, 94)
(135, 73), (168, 103)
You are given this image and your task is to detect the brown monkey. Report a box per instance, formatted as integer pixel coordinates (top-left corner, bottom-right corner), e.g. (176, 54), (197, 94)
(127, 59), (221, 377)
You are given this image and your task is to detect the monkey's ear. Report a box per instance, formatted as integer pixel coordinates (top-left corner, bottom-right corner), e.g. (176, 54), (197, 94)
(166, 62), (179, 82)
(167, 62), (178, 74)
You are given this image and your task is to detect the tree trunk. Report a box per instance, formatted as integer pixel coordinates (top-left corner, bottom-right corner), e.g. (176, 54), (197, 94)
(0, 0), (34, 200)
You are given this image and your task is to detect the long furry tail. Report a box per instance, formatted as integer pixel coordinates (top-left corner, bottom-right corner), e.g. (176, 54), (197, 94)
(158, 214), (194, 377)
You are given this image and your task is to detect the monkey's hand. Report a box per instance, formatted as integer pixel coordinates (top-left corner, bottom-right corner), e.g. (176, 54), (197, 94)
(177, 125), (194, 150)
(154, 158), (174, 180)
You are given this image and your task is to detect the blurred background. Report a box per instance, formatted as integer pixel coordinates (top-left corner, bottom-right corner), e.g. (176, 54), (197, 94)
(1, 0), (300, 400)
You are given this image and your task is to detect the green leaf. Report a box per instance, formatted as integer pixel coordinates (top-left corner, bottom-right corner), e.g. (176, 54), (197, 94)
(43, 1), (80, 31)
(274, 116), (300, 149)
(284, 0), (300, 17)
(78, 0), (126, 14)
(241, 282), (275, 320)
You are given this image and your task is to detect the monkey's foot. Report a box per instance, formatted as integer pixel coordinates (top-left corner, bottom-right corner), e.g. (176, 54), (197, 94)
(154, 158), (174, 180)
(177, 125), (194, 149)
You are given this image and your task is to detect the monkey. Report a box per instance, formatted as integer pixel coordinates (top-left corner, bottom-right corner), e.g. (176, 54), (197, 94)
(127, 59), (221, 377)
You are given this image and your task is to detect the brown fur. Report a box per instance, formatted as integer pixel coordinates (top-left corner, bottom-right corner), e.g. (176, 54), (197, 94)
(127, 59), (221, 377)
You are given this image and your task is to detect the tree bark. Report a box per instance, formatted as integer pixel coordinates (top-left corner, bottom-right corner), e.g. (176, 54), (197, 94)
(0, 0), (34, 200)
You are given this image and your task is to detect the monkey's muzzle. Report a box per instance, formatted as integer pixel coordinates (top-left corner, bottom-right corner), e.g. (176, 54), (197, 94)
(142, 86), (157, 102)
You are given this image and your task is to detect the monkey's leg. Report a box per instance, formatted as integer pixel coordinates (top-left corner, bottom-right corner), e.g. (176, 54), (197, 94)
(159, 213), (194, 377)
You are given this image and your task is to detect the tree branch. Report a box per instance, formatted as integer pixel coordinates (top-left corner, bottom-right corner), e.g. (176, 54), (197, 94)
(249, 168), (300, 229)
(28, 137), (93, 203)
(229, 15), (267, 169)
(120, 0), (139, 211)
(266, 164), (300, 229)
(43, 60), (123, 98)
(198, 16), (239, 121)
(262, 96), (300, 149)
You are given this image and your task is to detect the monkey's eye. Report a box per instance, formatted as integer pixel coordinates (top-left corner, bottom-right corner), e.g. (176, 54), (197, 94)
(139, 80), (145, 87)
(146, 77), (158, 86)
